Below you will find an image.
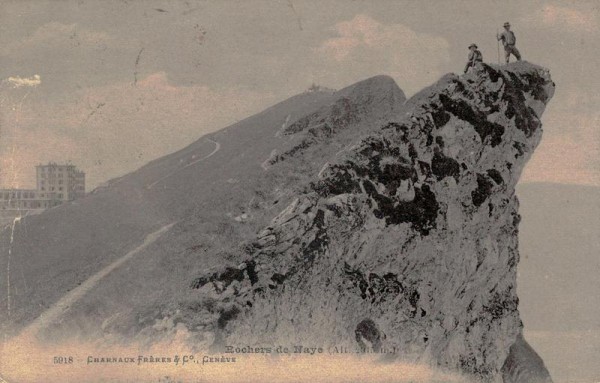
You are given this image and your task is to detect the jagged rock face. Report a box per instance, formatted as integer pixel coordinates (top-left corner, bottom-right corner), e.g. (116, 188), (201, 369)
(192, 63), (554, 382)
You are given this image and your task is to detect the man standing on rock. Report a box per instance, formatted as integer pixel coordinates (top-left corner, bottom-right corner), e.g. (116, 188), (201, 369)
(464, 43), (483, 73)
(497, 22), (521, 63)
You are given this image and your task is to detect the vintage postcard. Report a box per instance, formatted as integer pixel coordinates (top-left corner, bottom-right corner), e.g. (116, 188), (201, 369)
(0, 1), (598, 382)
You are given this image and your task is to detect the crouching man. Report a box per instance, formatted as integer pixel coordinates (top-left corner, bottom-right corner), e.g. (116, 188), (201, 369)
(464, 43), (483, 74)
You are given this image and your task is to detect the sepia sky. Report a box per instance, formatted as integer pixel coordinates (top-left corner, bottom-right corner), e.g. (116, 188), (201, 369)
(0, 0), (598, 189)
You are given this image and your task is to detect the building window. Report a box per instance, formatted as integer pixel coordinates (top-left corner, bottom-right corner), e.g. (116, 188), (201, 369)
(59, 187), (63, 191)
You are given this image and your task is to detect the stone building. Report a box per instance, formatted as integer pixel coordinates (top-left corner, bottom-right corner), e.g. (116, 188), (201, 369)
(0, 163), (85, 224)
(35, 162), (85, 201)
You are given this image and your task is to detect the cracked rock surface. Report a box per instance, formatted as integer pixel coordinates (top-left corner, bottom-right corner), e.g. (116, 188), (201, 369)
(192, 62), (555, 382)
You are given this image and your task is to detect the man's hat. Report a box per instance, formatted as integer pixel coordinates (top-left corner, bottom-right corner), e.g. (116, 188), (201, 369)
(503, 22), (511, 27)
(468, 43), (478, 49)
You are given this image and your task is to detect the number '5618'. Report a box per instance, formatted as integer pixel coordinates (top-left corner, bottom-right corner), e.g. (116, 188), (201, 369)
(53, 356), (73, 364)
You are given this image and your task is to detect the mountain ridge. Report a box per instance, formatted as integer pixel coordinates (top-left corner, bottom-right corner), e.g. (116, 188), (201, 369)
(0, 73), (407, 339)
(186, 61), (556, 382)
(1, 64), (558, 383)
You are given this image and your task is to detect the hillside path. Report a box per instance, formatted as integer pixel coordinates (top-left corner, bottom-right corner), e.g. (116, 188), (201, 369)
(146, 138), (220, 189)
(18, 222), (175, 338)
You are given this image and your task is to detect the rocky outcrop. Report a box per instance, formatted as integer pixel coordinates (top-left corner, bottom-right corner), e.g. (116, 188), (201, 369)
(502, 334), (553, 383)
(190, 62), (555, 382)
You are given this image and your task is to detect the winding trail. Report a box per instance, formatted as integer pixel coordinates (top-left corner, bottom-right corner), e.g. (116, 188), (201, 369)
(146, 138), (220, 189)
(18, 222), (175, 338)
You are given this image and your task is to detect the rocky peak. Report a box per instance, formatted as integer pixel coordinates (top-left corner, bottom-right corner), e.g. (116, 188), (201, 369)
(191, 62), (555, 382)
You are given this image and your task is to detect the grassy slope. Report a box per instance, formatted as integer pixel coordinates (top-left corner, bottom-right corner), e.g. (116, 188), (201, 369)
(0, 75), (406, 341)
(0, 89), (336, 337)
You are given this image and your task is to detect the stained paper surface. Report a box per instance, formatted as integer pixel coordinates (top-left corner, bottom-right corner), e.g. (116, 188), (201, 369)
(0, 1), (598, 383)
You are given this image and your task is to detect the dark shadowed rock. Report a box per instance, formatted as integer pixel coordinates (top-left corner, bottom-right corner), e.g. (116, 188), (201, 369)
(502, 334), (553, 383)
(192, 62), (555, 382)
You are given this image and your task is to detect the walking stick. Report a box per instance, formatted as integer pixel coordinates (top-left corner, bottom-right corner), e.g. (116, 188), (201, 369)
(496, 28), (500, 64)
